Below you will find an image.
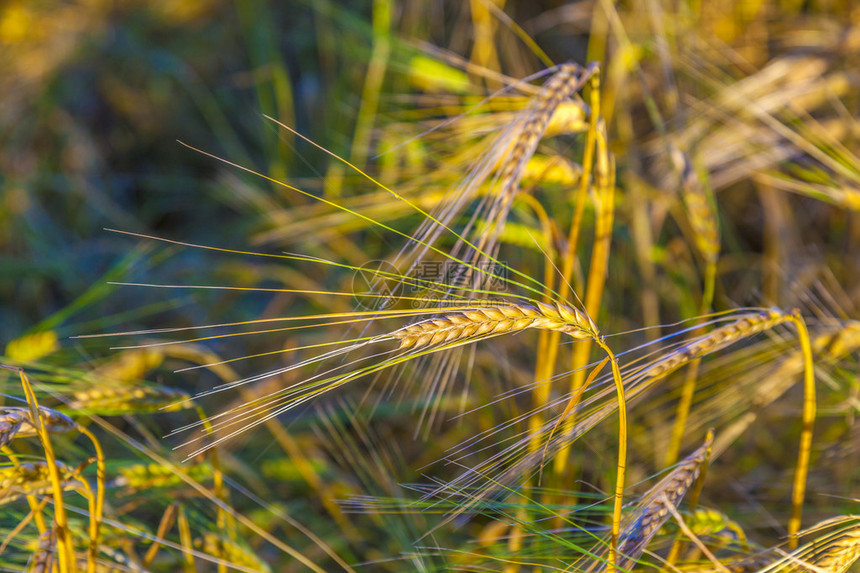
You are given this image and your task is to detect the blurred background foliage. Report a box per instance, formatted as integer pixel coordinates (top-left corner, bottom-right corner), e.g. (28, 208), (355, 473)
(2, 0), (321, 339)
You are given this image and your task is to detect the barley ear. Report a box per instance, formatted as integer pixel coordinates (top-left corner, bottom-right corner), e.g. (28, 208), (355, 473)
(614, 430), (714, 570)
(807, 519), (860, 572)
(389, 302), (597, 350)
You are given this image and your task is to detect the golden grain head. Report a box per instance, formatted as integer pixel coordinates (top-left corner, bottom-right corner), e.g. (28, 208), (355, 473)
(0, 410), (26, 448)
(26, 525), (57, 573)
(69, 385), (194, 415)
(617, 432), (714, 567)
(117, 462), (212, 492)
(803, 517), (860, 573)
(817, 320), (860, 360)
(4, 330), (59, 363)
(0, 406), (76, 447)
(680, 172), (720, 264)
(641, 308), (791, 381)
(0, 461), (77, 503)
(495, 63), (592, 199)
(390, 302), (596, 349)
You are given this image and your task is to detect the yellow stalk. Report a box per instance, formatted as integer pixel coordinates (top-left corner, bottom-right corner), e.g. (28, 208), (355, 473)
(350, 0), (391, 170)
(19, 369), (75, 573)
(510, 189), (559, 571)
(543, 356), (610, 460)
(561, 70), (600, 291)
(520, 191), (562, 445)
(143, 503), (178, 567)
(555, 121), (615, 479)
(515, 184), (559, 573)
(76, 426), (104, 573)
(552, 69), (604, 477)
(177, 504), (196, 573)
(788, 311), (815, 548)
(594, 338), (627, 572)
(469, 0), (503, 77)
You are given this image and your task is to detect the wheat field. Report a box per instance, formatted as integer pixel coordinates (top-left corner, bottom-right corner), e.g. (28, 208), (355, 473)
(1, 0), (859, 571)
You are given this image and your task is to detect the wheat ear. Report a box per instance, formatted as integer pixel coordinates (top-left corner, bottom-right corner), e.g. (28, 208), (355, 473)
(612, 430), (715, 570)
(27, 524), (57, 573)
(419, 64), (593, 297)
(789, 515), (860, 573)
(389, 302), (597, 349)
(812, 526), (860, 573)
(493, 64), (589, 201)
(638, 308), (791, 381)
(474, 64), (594, 265)
(0, 461), (78, 504)
(0, 406), (76, 449)
(808, 526), (860, 572)
(69, 384), (193, 414)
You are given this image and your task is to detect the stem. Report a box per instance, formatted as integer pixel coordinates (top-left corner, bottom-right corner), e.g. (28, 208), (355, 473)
(78, 426), (105, 573)
(595, 338), (627, 572)
(788, 311), (815, 548)
(19, 369), (75, 573)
